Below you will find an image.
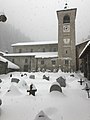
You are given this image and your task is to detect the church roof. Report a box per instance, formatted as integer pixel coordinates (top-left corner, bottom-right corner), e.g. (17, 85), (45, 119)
(4, 52), (58, 58)
(57, 8), (77, 13)
(79, 41), (90, 58)
(35, 52), (58, 58)
(11, 41), (58, 47)
(57, 8), (77, 18)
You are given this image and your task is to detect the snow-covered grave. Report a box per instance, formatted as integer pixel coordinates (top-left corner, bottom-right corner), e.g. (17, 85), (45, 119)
(0, 71), (90, 120)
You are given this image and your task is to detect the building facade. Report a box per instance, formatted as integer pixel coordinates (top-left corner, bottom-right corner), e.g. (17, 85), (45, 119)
(76, 39), (90, 71)
(4, 42), (58, 72)
(79, 41), (90, 80)
(12, 41), (58, 53)
(4, 7), (77, 72)
(0, 55), (19, 74)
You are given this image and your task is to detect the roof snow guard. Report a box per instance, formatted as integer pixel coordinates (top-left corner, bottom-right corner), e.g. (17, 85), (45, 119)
(79, 41), (90, 58)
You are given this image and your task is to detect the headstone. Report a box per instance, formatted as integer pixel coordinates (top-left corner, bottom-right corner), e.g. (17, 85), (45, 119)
(10, 74), (12, 77)
(27, 84), (37, 96)
(50, 82), (62, 93)
(11, 78), (20, 83)
(34, 110), (51, 120)
(78, 78), (84, 85)
(56, 76), (66, 87)
(0, 99), (2, 106)
(0, 14), (7, 22)
(0, 79), (2, 83)
(82, 83), (90, 98)
(70, 74), (74, 77)
(29, 75), (35, 79)
(43, 75), (49, 81)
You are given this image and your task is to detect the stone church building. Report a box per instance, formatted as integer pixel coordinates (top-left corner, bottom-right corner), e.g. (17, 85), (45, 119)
(4, 7), (77, 72)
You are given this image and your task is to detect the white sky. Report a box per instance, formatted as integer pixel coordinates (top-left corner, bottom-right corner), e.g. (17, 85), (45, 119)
(0, 0), (90, 43)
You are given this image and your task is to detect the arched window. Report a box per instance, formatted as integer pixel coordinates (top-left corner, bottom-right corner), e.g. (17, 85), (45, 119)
(63, 15), (70, 23)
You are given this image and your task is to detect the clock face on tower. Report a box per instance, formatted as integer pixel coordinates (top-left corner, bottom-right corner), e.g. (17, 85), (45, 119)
(63, 24), (70, 32)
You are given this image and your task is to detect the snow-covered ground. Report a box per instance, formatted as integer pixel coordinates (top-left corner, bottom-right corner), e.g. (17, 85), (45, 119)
(0, 71), (90, 120)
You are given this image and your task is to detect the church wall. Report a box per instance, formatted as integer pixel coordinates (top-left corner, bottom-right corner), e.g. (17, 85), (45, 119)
(12, 44), (58, 53)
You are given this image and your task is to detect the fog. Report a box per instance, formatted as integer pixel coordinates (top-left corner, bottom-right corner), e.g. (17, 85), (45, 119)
(0, 0), (90, 44)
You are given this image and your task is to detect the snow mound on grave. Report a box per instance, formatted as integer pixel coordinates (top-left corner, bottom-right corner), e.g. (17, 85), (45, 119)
(18, 80), (29, 89)
(66, 75), (77, 84)
(6, 84), (22, 96)
(17, 80), (29, 94)
(34, 110), (51, 120)
(68, 79), (84, 89)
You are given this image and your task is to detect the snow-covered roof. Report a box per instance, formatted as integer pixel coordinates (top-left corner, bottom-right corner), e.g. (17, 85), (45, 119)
(4, 53), (35, 57)
(4, 52), (58, 58)
(57, 57), (72, 60)
(11, 41), (58, 47)
(35, 52), (58, 58)
(0, 56), (20, 69)
(0, 51), (5, 55)
(79, 41), (90, 58)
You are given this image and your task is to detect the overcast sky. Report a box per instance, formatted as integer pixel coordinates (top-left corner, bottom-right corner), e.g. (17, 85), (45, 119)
(0, 0), (90, 44)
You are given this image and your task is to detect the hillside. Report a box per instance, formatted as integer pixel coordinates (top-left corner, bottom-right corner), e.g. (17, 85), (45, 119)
(0, 23), (31, 53)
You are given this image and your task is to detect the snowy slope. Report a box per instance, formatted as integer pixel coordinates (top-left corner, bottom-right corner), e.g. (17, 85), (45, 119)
(0, 71), (90, 120)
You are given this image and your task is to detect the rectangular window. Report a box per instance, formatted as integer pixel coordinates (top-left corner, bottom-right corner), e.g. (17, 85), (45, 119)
(52, 60), (56, 65)
(53, 48), (57, 52)
(65, 60), (69, 65)
(41, 60), (44, 65)
(66, 50), (67, 54)
(25, 58), (28, 63)
(43, 48), (45, 52)
(24, 65), (28, 72)
(19, 49), (22, 53)
(31, 49), (33, 52)
(12, 59), (14, 63)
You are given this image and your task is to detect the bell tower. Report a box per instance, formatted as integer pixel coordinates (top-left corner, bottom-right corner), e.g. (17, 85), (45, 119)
(57, 4), (77, 72)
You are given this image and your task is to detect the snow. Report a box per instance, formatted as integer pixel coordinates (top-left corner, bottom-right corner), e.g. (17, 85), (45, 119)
(0, 51), (5, 55)
(11, 41), (58, 47)
(4, 52), (35, 57)
(4, 52), (58, 58)
(35, 52), (58, 58)
(0, 71), (90, 120)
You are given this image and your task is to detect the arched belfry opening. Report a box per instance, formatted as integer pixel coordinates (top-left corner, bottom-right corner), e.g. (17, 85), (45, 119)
(63, 15), (70, 23)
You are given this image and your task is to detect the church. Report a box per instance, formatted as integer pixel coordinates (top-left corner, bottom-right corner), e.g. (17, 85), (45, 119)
(4, 5), (77, 72)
